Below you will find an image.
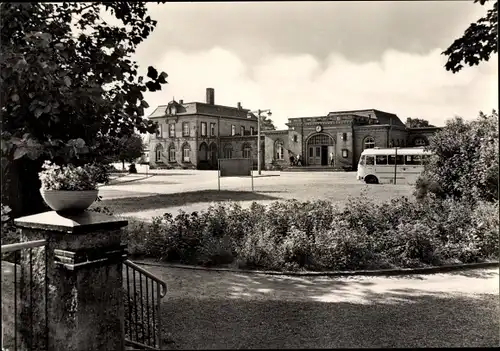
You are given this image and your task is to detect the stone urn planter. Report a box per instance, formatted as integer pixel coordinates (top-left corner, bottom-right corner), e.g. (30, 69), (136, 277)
(40, 189), (99, 212)
(38, 160), (103, 213)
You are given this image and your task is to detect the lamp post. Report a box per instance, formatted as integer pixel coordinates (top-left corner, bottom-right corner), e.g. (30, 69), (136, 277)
(248, 108), (272, 175)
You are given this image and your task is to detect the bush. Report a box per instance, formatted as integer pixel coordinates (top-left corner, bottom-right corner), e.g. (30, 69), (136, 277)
(1, 204), (18, 246)
(124, 195), (499, 272)
(416, 111), (499, 203)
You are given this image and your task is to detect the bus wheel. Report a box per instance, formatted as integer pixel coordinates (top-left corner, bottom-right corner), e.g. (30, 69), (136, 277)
(365, 175), (379, 184)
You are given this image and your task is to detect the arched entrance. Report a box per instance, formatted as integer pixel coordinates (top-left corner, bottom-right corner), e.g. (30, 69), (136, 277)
(199, 142), (208, 161)
(209, 143), (218, 169)
(306, 133), (334, 166)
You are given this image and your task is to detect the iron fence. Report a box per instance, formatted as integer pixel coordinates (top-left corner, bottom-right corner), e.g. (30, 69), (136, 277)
(1, 240), (48, 351)
(123, 260), (167, 350)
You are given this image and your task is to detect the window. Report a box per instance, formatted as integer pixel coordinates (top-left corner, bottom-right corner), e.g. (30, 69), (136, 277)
(376, 155), (388, 165)
(155, 144), (163, 162)
(250, 127), (255, 135)
(156, 124), (163, 138)
(309, 147), (313, 158)
(240, 126), (245, 136)
(275, 141), (284, 160)
(231, 125), (236, 136)
(223, 144), (233, 159)
(182, 122), (190, 136)
(363, 136), (375, 149)
(169, 123), (175, 137)
(168, 145), (176, 162)
(388, 155), (404, 165)
(405, 155), (422, 165)
(414, 137), (427, 146)
(210, 123), (216, 136)
(365, 155), (375, 165)
(242, 143), (252, 158)
(342, 149), (348, 158)
(359, 155), (365, 165)
(308, 134), (334, 145)
(293, 135), (298, 142)
(201, 122), (207, 137)
(342, 133), (347, 141)
(182, 144), (191, 162)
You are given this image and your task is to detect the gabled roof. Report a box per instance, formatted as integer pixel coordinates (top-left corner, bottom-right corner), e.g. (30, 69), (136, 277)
(148, 105), (169, 118)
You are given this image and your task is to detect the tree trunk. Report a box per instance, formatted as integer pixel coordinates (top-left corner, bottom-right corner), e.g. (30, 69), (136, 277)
(2, 158), (48, 218)
(122, 160), (125, 171)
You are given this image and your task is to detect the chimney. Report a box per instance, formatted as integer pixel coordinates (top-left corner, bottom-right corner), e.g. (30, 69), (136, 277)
(206, 88), (215, 105)
(179, 99), (183, 104)
(237, 102), (242, 109)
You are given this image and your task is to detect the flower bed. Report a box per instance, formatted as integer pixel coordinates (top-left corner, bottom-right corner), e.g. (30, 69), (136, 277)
(125, 194), (499, 272)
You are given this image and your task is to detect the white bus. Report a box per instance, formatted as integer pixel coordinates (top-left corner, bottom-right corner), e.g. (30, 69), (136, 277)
(357, 147), (433, 185)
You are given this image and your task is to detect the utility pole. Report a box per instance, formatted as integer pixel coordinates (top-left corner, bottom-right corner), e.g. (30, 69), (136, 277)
(248, 108), (272, 175)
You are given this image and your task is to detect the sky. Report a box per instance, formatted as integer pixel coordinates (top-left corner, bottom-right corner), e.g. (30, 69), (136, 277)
(129, 1), (497, 129)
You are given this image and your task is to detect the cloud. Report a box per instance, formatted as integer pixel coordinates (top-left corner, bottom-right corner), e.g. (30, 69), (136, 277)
(142, 47), (498, 129)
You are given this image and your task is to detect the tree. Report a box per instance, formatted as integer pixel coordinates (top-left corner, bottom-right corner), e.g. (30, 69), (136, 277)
(416, 110), (498, 202)
(405, 118), (435, 128)
(117, 134), (145, 170)
(1, 2), (168, 217)
(260, 115), (277, 131)
(442, 0), (498, 73)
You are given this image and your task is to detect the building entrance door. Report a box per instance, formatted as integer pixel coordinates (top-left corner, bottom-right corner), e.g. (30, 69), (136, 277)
(306, 133), (334, 166)
(321, 145), (328, 165)
(308, 146), (321, 165)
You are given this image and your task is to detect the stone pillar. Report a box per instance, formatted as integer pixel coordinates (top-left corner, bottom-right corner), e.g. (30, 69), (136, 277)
(14, 210), (128, 351)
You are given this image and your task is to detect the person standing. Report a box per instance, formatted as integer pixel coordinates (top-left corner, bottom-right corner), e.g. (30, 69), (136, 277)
(329, 152), (334, 166)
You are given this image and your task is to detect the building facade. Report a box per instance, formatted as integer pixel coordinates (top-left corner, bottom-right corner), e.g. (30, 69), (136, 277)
(148, 89), (440, 171)
(148, 88), (261, 170)
(262, 109), (440, 170)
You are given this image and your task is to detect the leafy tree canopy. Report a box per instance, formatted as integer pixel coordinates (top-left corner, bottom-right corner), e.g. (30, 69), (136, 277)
(117, 134), (145, 163)
(405, 118), (435, 128)
(442, 0), (498, 73)
(418, 110), (498, 202)
(261, 115), (277, 131)
(0, 2), (168, 163)
(0, 2), (167, 216)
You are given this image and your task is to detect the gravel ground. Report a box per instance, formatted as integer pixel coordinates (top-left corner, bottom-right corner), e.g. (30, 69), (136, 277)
(136, 263), (500, 349)
(96, 171), (415, 219)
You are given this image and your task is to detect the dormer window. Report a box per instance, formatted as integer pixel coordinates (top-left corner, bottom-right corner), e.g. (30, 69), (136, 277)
(170, 106), (176, 115)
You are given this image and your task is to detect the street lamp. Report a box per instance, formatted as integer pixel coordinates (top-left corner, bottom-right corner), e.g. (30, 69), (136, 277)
(247, 108), (272, 175)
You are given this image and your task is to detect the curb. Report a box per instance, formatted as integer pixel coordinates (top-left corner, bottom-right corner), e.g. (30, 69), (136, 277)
(131, 260), (499, 277)
(103, 174), (154, 186)
(252, 174), (281, 178)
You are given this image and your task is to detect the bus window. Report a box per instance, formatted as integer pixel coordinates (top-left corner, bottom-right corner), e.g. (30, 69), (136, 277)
(405, 155), (422, 165)
(388, 155), (404, 165)
(365, 155), (375, 165)
(359, 155), (365, 165)
(376, 155), (388, 165)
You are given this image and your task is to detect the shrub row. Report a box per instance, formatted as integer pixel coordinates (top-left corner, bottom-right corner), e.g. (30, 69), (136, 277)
(125, 194), (499, 271)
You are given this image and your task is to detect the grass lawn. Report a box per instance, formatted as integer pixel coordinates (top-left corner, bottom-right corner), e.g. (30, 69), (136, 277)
(150, 266), (499, 349)
(94, 171), (415, 220)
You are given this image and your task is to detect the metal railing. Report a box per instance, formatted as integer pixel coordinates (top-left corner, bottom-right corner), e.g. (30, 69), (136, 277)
(123, 260), (167, 350)
(1, 239), (48, 351)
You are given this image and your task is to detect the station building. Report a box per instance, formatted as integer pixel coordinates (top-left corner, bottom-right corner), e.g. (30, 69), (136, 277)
(148, 88), (441, 171)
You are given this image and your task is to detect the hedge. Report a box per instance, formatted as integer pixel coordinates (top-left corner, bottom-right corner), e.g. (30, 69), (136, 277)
(125, 194), (499, 272)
